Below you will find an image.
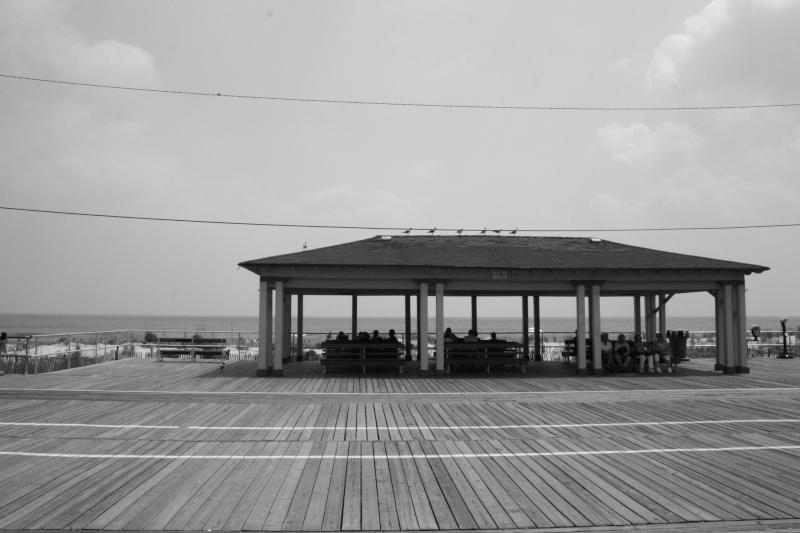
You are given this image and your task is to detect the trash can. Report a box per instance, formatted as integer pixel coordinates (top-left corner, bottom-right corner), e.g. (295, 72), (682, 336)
(667, 330), (689, 361)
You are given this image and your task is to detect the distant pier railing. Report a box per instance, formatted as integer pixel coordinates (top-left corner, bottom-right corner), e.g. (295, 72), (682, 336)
(0, 328), (796, 375)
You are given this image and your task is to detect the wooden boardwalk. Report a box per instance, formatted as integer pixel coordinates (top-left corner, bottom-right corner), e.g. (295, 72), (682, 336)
(1, 357), (800, 532)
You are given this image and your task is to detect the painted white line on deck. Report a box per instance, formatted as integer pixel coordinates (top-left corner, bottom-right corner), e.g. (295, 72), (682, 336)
(1, 418), (797, 433)
(2, 386), (800, 396)
(0, 445), (798, 461)
(186, 418), (800, 432)
(0, 422), (180, 429)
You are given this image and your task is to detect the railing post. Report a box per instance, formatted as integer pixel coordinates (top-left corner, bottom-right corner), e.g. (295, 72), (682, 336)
(66, 337), (71, 369)
(24, 337), (29, 376)
(191, 337), (196, 362)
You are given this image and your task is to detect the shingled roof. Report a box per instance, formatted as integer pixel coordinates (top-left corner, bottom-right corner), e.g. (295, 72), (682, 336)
(240, 235), (768, 274)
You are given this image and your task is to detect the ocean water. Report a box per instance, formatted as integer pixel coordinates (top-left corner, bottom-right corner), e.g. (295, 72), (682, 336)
(1, 313), (797, 337)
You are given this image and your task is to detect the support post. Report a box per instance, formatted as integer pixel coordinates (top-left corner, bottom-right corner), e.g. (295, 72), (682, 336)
(436, 282), (445, 374)
(576, 285), (587, 375)
(634, 296), (642, 337)
(658, 294), (667, 335)
(714, 290), (724, 370)
(257, 280), (269, 375)
(351, 295), (358, 340)
(522, 296), (530, 361)
(735, 283), (749, 373)
(471, 295), (478, 335)
(273, 281), (284, 376)
(404, 295), (412, 361)
(722, 284), (736, 373)
(418, 283), (428, 373)
(296, 294), (304, 361)
(645, 295), (656, 340)
(283, 292), (292, 364)
(591, 284), (602, 374)
(534, 295), (542, 362)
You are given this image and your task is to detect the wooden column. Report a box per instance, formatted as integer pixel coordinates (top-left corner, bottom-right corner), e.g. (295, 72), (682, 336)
(714, 290), (724, 371)
(351, 295), (358, 340)
(576, 284), (587, 375)
(522, 296), (530, 361)
(404, 295), (412, 361)
(436, 282), (445, 374)
(273, 281), (284, 376)
(418, 283), (428, 373)
(634, 296), (642, 337)
(296, 294), (304, 361)
(658, 294), (667, 335)
(471, 295), (478, 335)
(283, 292), (292, 366)
(534, 295), (542, 362)
(735, 283), (749, 373)
(590, 284), (602, 374)
(645, 295), (656, 340)
(257, 280), (272, 377)
(722, 284), (736, 373)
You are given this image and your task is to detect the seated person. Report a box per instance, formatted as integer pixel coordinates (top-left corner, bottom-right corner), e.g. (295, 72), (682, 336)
(632, 333), (656, 373)
(386, 329), (400, 343)
(614, 334), (631, 371)
(651, 332), (672, 373)
(370, 329), (383, 342)
(444, 327), (460, 342)
(599, 333), (614, 369)
(489, 331), (503, 342)
(356, 331), (370, 342)
(463, 329), (479, 342)
(335, 331), (349, 342)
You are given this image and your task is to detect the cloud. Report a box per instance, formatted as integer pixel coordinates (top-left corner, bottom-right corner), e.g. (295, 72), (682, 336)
(595, 166), (800, 227)
(646, 0), (800, 98)
(596, 121), (705, 165)
(0, 1), (157, 84)
(646, 0), (732, 90)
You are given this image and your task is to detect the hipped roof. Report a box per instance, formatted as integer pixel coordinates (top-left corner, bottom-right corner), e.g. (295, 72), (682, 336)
(239, 236), (768, 274)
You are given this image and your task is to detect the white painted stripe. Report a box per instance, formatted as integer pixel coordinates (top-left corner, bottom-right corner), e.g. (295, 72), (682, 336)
(1, 418), (797, 433)
(0, 445), (798, 461)
(1, 386), (799, 396)
(0, 422), (180, 429)
(186, 418), (800, 432)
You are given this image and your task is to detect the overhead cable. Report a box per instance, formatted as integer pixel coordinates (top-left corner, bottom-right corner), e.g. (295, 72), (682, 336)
(2, 73), (799, 112)
(2, 205), (799, 233)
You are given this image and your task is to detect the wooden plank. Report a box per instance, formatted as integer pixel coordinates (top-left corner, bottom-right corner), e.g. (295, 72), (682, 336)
(418, 439), (478, 529)
(301, 441), (337, 531)
(281, 440), (326, 530)
(321, 441), (350, 531)
(406, 439), (459, 530)
(340, 440), (361, 531)
(261, 441), (315, 531)
(359, 440), (381, 531)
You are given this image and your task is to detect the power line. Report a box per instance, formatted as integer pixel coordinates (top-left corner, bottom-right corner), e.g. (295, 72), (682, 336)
(2, 205), (798, 233)
(2, 73), (799, 112)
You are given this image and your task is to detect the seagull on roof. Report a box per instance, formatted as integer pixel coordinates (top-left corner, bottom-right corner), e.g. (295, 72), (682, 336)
(456, 228), (463, 235)
(493, 229), (502, 234)
(481, 227), (487, 234)
(302, 241), (308, 249)
(510, 228), (517, 235)
(427, 227), (436, 234)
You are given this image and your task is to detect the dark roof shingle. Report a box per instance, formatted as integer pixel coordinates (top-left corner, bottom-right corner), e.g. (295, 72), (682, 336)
(240, 235), (768, 273)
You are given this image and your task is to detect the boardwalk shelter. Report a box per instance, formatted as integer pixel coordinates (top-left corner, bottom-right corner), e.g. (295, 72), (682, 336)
(239, 236), (767, 376)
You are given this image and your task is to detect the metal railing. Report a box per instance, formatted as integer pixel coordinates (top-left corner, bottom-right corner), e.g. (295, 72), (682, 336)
(1, 328), (796, 375)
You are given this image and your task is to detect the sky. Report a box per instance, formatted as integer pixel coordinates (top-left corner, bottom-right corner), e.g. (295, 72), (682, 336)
(1, 0), (799, 319)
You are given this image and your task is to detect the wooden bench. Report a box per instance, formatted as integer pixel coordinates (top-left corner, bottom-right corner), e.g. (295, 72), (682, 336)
(444, 341), (526, 374)
(320, 341), (404, 375)
(157, 337), (227, 361)
(561, 338), (593, 365)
